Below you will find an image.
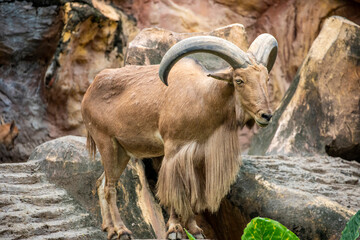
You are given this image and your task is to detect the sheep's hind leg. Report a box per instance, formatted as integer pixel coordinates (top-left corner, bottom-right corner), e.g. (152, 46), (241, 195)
(186, 215), (205, 239)
(167, 208), (184, 240)
(98, 136), (132, 240)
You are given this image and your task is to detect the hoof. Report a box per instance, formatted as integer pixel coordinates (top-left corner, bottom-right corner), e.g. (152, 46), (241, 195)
(168, 232), (183, 240)
(194, 233), (205, 239)
(119, 233), (132, 240)
(106, 227), (116, 240)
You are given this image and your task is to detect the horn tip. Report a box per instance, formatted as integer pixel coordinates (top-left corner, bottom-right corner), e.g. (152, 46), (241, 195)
(160, 76), (169, 86)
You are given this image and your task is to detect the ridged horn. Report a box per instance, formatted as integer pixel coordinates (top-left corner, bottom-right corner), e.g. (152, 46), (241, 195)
(247, 33), (278, 73)
(159, 36), (251, 86)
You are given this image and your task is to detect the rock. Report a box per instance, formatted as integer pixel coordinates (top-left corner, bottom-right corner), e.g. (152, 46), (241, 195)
(249, 16), (360, 161)
(0, 1), (63, 162)
(115, 0), (360, 109)
(29, 136), (167, 239)
(0, 154), (106, 239)
(5, 136), (358, 239)
(223, 155), (360, 240)
(126, 23), (249, 68)
(44, 2), (138, 138)
(0, 0), (138, 162)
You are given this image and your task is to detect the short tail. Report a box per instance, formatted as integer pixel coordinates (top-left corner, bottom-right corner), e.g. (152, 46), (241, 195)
(86, 131), (97, 160)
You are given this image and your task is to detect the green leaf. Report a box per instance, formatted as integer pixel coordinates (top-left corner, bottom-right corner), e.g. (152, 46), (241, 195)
(341, 210), (360, 240)
(241, 217), (300, 240)
(184, 228), (197, 240)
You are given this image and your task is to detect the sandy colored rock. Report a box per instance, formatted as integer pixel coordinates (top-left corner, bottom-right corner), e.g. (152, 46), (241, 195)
(44, 2), (138, 139)
(249, 16), (360, 161)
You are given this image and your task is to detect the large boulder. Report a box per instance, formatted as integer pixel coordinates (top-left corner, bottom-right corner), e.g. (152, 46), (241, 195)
(29, 136), (167, 239)
(249, 16), (360, 161)
(126, 23), (248, 69)
(225, 155), (360, 240)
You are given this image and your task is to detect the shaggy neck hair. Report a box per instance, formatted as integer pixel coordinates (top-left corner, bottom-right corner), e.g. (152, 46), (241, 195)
(156, 115), (241, 222)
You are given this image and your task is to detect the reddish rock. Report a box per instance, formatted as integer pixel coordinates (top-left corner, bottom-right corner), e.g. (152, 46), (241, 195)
(114, 0), (360, 108)
(249, 16), (360, 161)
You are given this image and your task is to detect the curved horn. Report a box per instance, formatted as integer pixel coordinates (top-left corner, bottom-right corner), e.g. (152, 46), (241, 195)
(247, 33), (278, 73)
(159, 36), (251, 86)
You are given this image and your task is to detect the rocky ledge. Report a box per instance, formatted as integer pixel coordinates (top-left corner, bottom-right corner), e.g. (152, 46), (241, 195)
(1, 136), (357, 240)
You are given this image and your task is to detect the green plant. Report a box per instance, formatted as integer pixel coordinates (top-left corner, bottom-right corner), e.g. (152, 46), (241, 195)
(184, 228), (196, 240)
(241, 217), (299, 240)
(341, 210), (360, 240)
(184, 211), (360, 240)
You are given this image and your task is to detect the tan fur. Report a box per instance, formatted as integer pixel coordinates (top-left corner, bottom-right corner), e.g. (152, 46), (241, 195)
(81, 57), (272, 238)
(87, 131), (97, 160)
(0, 119), (18, 150)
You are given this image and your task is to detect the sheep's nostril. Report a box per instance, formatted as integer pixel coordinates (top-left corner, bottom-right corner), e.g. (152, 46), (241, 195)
(261, 113), (272, 122)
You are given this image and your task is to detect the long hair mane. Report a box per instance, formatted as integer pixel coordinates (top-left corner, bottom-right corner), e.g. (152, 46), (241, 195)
(156, 118), (241, 221)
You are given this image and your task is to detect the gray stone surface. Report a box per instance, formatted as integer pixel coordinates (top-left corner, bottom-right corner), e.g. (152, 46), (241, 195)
(29, 136), (167, 239)
(0, 0), (63, 162)
(228, 155), (360, 240)
(0, 158), (106, 239)
(2, 136), (359, 239)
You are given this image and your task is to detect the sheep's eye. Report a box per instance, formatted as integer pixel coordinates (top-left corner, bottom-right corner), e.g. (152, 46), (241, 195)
(235, 79), (244, 85)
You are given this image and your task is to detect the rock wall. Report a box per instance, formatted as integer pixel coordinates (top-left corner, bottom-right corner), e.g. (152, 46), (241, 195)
(115, 0), (360, 107)
(0, 1), (63, 162)
(0, 0), (137, 162)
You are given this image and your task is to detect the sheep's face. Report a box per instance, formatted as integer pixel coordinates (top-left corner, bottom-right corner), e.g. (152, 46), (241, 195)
(0, 121), (19, 150)
(232, 64), (272, 127)
(208, 63), (272, 127)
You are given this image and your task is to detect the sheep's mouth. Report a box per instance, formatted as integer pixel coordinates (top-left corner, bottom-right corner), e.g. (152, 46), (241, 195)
(255, 119), (269, 128)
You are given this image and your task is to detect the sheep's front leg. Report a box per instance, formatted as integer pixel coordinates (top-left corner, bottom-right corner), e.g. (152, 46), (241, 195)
(167, 208), (184, 240)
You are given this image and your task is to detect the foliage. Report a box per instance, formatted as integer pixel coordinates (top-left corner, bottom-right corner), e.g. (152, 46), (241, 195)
(184, 228), (196, 240)
(341, 210), (360, 240)
(241, 217), (299, 240)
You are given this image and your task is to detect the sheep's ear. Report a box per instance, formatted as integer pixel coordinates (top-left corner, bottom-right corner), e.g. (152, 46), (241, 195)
(10, 121), (15, 132)
(207, 67), (233, 83)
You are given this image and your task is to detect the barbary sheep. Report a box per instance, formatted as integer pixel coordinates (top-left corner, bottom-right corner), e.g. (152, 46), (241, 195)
(0, 116), (18, 151)
(81, 34), (277, 240)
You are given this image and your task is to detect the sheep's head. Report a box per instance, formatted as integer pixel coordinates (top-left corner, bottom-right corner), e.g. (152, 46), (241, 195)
(159, 34), (277, 127)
